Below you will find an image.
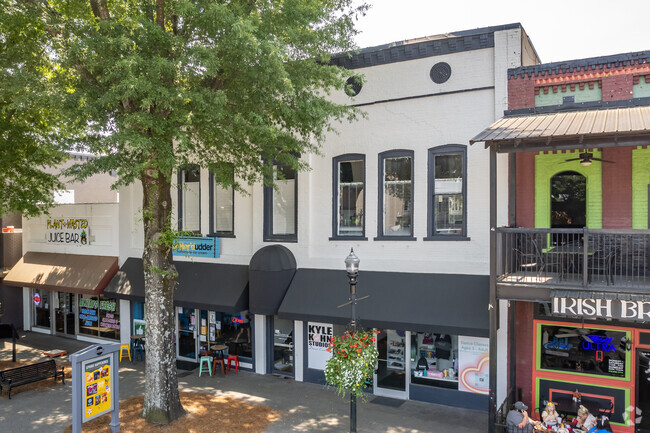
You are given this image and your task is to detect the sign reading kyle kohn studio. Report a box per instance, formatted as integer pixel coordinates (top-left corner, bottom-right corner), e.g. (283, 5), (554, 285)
(46, 218), (90, 245)
(553, 297), (650, 321)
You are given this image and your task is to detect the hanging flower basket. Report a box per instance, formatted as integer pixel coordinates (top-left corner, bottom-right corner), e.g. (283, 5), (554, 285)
(324, 329), (379, 398)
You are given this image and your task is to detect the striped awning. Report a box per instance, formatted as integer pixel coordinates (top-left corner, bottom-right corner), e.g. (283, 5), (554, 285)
(470, 106), (650, 151)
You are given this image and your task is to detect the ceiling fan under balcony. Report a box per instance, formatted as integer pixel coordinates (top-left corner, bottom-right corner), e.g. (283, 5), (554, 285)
(563, 152), (614, 167)
(556, 327), (594, 343)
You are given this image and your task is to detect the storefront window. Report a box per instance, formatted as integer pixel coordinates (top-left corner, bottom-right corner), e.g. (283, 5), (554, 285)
(539, 324), (627, 378)
(197, 310), (252, 363)
(78, 294), (121, 340)
(32, 289), (51, 329)
(410, 332), (458, 389)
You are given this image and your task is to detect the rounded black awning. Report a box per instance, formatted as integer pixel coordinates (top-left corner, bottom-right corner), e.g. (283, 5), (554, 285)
(249, 245), (296, 316)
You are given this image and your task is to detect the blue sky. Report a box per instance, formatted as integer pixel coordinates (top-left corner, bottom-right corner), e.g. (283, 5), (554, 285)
(353, 0), (650, 63)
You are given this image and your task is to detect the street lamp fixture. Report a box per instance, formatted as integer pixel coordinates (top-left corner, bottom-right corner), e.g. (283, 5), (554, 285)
(344, 248), (360, 433)
(345, 248), (360, 277)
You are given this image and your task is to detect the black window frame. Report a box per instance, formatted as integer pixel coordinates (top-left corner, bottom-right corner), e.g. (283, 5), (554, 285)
(263, 162), (298, 243)
(208, 172), (236, 238)
(425, 144), (469, 241)
(177, 164), (202, 234)
(375, 149), (416, 241)
(331, 153), (367, 241)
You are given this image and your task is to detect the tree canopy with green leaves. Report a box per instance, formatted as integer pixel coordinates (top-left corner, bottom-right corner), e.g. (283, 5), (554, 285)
(2, 0), (366, 424)
(0, 4), (69, 217)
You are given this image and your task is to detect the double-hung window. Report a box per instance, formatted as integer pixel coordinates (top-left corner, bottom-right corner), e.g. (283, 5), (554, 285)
(377, 150), (414, 239)
(427, 145), (467, 239)
(178, 165), (201, 233)
(209, 173), (234, 237)
(264, 163), (297, 242)
(332, 154), (366, 239)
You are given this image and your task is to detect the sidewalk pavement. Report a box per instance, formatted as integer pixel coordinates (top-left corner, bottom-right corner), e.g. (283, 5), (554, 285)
(0, 331), (487, 432)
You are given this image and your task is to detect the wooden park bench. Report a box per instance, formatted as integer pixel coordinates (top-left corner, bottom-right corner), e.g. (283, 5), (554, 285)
(0, 359), (65, 399)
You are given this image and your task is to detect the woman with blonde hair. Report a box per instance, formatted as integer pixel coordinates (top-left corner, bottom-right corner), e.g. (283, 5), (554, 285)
(542, 401), (559, 426)
(575, 405), (596, 432)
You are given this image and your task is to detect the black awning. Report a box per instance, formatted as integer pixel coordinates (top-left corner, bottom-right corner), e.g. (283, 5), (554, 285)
(105, 258), (249, 313)
(278, 269), (489, 337)
(248, 245), (296, 315)
(105, 257), (145, 302)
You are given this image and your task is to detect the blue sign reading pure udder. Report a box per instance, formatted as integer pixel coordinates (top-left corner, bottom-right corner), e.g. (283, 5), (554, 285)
(172, 236), (220, 258)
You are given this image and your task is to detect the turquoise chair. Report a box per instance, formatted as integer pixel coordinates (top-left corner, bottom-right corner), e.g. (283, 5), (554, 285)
(198, 356), (212, 376)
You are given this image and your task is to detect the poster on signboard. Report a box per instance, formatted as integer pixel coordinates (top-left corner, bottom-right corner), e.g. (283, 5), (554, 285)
(458, 336), (489, 395)
(81, 355), (113, 422)
(307, 322), (333, 370)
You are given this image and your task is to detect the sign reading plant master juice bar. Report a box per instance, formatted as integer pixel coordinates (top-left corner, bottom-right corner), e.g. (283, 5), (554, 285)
(172, 236), (220, 258)
(46, 218), (90, 245)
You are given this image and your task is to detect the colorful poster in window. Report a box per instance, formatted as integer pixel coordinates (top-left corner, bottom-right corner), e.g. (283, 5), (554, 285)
(307, 322), (333, 370)
(458, 336), (489, 395)
(133, 319), (145, 336)
(82, 355), (113, 422)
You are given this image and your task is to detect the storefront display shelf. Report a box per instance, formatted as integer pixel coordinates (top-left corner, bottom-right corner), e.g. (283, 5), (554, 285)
(413, 374), (458, 383)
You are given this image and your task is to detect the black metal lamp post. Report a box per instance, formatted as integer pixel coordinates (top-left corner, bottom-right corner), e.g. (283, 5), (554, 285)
(344, 248), (360, 433)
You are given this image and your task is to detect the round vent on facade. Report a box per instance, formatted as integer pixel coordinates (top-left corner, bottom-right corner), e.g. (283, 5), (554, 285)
(430, 62), (452, 84)
(345, 76), (362, 96)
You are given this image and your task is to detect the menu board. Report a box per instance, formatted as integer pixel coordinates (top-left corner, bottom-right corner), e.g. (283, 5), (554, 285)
(81, 355), (113, 422)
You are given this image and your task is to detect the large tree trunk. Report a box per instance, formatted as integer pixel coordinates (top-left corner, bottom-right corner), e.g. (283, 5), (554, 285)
(141, 167), (185, 424)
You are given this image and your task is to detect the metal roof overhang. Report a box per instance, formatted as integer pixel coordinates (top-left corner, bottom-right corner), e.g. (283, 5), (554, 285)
(470, 106), (650, 153)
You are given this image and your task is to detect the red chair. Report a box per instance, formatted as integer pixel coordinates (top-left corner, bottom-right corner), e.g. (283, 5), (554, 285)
(212, 357), (226, 376)
(227, 355), (240, 374)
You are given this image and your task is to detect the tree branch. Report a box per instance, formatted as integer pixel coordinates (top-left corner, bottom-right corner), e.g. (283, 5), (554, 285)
(89, 0), (110, 19)
(156, 0), (164, 28)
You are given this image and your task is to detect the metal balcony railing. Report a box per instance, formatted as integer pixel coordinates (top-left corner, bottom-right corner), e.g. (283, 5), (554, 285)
(497, 228), (650, 291)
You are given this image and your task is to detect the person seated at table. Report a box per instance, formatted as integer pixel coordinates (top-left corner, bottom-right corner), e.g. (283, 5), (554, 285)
(542, 401), (559, 426)
(575, 405), (597, 432)
(588, 415), (613, 433)
(506, 401), (541, 432)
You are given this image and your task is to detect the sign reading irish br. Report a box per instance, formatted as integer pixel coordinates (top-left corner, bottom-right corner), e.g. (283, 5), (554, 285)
(46, 218), (90, 246)
(553, 297), (650, 321)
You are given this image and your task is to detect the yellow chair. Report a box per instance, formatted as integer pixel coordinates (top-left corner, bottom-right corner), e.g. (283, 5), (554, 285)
(119, 344), (131, 362)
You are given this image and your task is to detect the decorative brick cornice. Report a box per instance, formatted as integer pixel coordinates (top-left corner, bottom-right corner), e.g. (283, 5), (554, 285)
(508, 50), (650, 80)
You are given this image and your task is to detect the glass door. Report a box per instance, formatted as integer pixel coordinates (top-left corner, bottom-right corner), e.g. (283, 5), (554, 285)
(55, 292), (76, 336)
(374, 329), (410, 399)
(271, 317), (294, 376)
(637, 350), (650, 432)
(176, 307), (198, 361)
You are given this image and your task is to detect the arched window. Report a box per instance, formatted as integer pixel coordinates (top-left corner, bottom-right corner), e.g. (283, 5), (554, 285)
(550, 171), (586, 228)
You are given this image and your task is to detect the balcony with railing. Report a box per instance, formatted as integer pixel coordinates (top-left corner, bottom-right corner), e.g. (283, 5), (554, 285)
(497, 228), (650, 293)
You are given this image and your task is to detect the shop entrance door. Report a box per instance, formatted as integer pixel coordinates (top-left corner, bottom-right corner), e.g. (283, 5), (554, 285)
(637, 350), (650, 433)
(176, 307), (198, 362)
(55, 292), (76, 337)
(374, 329), (410, 399)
